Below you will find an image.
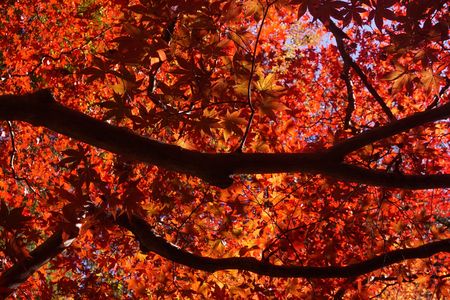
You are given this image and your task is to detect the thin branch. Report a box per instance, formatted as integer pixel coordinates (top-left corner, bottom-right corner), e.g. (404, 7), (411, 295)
(325, 20), (396, 122)
(370, 273), (450, 283)
(342, 64), (355, 129)
(7, 26), (113, 79)
(237, 2), (271, 153)
(333, 277), (357, 300)
(117, 213), (450, 279)
(0, 203), (93, 297)
(328, 100), (450, 159)
(370, 282), (397, 299)
(0, 90), (449, 189)
(5, 121), (44, 200)
(427, 77), (450, 110)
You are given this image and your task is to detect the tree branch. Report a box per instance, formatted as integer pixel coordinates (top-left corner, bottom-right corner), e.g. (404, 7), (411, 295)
(342, 64), (355, 129)
(117, 214), (450, 279)
(0, 90), (449, 189)
(325, 20), (396, 122)
(237, 2), (271, 153)
(0, 229), (75, 298)
(427, 77), (450, 110)
(329, 100), (450, 158)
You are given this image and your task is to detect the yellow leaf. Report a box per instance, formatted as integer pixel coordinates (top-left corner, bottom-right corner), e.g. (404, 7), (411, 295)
(420, 69), (443, 94)
(243, 0), (263, 18)
(256, 73), (275, 92)
(233, 79), (250, 96)
(383, 64), (416, 94)
(222, 110), (247, 141)
(255, 72), (286, 96)
(258, 98), (288, 119)
(110, 80), (125, 95)
(136, 252), (147, 262)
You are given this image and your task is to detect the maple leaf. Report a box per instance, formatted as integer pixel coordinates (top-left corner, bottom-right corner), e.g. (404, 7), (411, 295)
(258, 98), (289, 119)
(58, 145), (88, 169)
(383, 63), (417, 94)
(291, 0), (347, 20)
(81, 67), (105, 84)
(192, 114), (221, 136)
(419, 69), (443, 94)
(255, 73), (275, 92)
(243, 0), (263, 21)
(341, 0), (366, 27)
(0, 0), (449, 298)
(255, 72), (286, 97)
(221, 1), (242, 22)
(127, 276), (147, 297)
(221, 110), (247, 141)
(0, 201), (32, 230)
(368, 0), (398, 31)
(233, 77), (251, 96)
(98, 92), (131, 122)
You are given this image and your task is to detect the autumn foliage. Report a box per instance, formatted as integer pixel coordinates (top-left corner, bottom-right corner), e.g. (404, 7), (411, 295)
(0, 0), (449, 298)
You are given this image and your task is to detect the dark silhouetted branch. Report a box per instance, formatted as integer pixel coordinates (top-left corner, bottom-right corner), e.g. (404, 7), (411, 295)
(329, 100), (450, 158)
(0, 90), (449, 189)
(117, 214), (450, 278)
(237, 3), (272, 153)
(427, 77), (450, 110)
(0, 229), (75, 298)
(342, 65), (355, 129)
(326, 20), (396, 122)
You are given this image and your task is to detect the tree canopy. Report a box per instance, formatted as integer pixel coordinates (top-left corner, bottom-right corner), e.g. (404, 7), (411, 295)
(0, 0), (449, 298)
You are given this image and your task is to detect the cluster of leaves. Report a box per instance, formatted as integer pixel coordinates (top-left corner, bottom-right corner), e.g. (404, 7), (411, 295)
(0, 0), (449, 298)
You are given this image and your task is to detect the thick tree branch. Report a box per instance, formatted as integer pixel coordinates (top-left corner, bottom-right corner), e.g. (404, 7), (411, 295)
(117, 214), (450, 279)
(0, 229), (74, 298)
(0, 90), (449, 189)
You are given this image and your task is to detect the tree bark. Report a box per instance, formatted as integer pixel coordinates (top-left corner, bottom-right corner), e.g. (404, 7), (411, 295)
(118, 214), (450, 278)
(1, 213), (448, 296)
(0, 229), (75, 298)
(0, 90), (449, 189)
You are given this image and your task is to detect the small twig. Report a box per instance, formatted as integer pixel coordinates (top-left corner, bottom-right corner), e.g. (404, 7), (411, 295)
(427, 77), (450, 110)
(236, 2), (272, 152)
(8, 26), (112, 78)
(326, 20), (396, 122)
(226, 28), (253, 53)
(333, 277), (358, 300)
(174, 198), (208, 244)
(7, 121), (17, 176)
(6, 121), (44, 200)
(370, 282), (397, 299)
(180, 100), (248, 114)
